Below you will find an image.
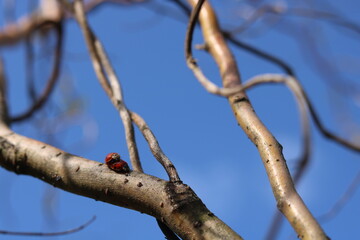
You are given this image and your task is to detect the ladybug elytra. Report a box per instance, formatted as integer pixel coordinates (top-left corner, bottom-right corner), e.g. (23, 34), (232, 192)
(105, 153), (130, 173)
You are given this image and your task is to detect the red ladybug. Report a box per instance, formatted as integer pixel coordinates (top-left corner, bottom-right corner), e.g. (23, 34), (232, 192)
(105, 153), (130, 173)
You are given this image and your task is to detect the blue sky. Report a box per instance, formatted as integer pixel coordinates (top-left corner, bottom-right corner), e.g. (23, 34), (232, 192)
(1, 0), (360, 239)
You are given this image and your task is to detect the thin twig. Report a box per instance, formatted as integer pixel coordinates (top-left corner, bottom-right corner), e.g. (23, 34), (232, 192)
(0, 216), (96, 236)
(11, 20), (63, 123)
(69, 5), (182, 238)
(71, 0), (143, 172)
(93, 37), (142, 172)
(130, 111), (181, 182)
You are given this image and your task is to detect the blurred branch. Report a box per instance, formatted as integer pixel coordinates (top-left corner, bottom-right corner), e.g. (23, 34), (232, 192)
(288, 8), (360, 34)
(82, 0), (148, 13)
(25, 36), (37, 102)
(185, 0), (327, 239)
(231, 4), (285, 35)
(231, 5), (360, 35)
(0, 58), (9, 126)
(0, 1), (62, 46)
(10, 21), (63, 123)
(0, 216), (96, 236)
(318, 170), (360, 222)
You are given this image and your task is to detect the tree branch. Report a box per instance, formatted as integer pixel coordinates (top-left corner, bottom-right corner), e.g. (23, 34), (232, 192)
(0, 126), (242, 240)
(185, 0), (328, 239)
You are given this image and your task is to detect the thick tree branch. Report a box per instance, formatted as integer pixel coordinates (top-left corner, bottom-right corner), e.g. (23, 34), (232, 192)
(185, 1), (328, 239)
(0, 126), (242, 240)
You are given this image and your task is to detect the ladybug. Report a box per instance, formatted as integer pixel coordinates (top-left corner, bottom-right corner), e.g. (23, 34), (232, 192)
(105, 153), (130, 173)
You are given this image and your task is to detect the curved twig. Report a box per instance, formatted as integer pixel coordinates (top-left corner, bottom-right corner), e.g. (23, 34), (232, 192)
(174, 0), (360, 154)
(189, 30), (360, 153)
(11, 20), (63, 123)
(0, 216), (96, 236)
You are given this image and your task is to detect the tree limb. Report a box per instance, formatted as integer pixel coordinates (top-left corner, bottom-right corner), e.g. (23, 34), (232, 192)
(0, 126), (242, 240)
(185, 1), (328, 239)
